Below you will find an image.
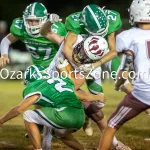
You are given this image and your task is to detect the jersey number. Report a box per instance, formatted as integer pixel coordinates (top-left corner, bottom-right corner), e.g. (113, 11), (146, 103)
(26, 45), (52, 60)
(47, 78), (73, 93)
(71, 14), (80, 21)
(107, 10), (117, 21)
(15, 20), (23, 29)
(51, 24), (59, 34)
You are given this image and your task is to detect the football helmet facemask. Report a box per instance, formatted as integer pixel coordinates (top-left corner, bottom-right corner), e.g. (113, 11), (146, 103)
(23, 2), (48, 37)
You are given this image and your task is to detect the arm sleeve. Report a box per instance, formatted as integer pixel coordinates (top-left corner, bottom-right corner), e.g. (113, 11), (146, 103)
(0, 37), (11, 55)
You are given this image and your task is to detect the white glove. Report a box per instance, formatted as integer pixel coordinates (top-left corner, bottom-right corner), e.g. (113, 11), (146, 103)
(49, 13), (62, 23)
(79, 64), (94, 75)
(56, 57), (69, 69)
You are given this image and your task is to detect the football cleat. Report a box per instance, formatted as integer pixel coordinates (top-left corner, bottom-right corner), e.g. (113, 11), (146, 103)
(114, 141), (131, 150)
(83, 117), (93, 136)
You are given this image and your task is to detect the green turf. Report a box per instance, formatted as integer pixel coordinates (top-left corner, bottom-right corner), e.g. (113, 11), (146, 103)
(0, 80), (150, 150)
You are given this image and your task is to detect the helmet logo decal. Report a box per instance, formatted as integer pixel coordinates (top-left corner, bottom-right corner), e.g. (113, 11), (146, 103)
(88, 37), (104, 56)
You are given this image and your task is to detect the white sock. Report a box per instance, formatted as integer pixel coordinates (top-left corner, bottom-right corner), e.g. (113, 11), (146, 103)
(42, 126), (53, 150)
(112, 136), (118, 146)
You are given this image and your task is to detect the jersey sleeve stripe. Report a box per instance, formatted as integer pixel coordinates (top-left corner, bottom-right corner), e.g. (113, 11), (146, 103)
(24, 91), (42, 102)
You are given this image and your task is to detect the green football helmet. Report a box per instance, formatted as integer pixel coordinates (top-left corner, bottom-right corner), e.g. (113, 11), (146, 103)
(24, 65), (50, 85)
(81, 4), (109, 37)
(23, 2), (48, 37)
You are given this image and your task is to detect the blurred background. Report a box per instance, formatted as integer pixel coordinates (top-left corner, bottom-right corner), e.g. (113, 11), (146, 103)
(0, 0), (133, 78)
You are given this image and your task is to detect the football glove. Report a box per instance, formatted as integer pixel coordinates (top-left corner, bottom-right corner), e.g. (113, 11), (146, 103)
(56, 57), (69, 69)
(49, 14), (62, 23)
(79, 63), (94, 75)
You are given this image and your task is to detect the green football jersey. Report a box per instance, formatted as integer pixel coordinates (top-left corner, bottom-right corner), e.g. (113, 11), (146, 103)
(23, 77), (83, 109)
(10, 18), (67, 68)
(65, 10), (122, 36)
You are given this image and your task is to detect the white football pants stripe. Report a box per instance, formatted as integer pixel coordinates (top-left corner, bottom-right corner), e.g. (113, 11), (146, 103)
(109, 106), (132, 128)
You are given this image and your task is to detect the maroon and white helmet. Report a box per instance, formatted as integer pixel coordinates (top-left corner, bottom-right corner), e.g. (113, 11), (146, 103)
(83, 36), (109, 61)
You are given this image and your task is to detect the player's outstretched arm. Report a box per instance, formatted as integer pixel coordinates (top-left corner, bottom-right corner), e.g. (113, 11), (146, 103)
(75, 90), (106, 103)
(0, 33), (19, 67)
(40, 21), (51, 36)
(40, 21), (64, 45)
(92, 32), (117, 68)
(0, 94), (40, 125)
(63, 32), (78, 63)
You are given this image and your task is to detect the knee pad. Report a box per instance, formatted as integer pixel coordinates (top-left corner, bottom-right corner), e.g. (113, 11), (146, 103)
(82, 102), (104, 122)
(89, 110), (104, 122)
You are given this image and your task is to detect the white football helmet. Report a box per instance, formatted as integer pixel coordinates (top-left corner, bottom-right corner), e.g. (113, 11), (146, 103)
(129, 0), (150, 25)
(83, 36), (109, 61)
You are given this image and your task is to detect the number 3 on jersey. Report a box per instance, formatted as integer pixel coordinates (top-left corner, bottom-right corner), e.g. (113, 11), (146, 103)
(26, 45), (52, 60)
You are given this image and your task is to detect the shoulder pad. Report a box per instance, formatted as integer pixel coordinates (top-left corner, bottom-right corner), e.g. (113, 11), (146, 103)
(65, 12), (82, 34)
(10, 18), (25, 38)
(51, 22), (67, 36)
(105, 10), (122, 34)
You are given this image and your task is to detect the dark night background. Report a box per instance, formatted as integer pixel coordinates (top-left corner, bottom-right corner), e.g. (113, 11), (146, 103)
(0, 0), (133, 51)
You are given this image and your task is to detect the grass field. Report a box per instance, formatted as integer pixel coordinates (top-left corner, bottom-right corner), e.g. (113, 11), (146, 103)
(0, 80), (150, 150)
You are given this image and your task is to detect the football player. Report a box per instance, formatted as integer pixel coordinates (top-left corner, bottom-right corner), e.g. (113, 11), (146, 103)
(64, 4), (132, 137)
(40, 5), (131, 150)
(41, 34), (130, 150)
(115, 0), (150, 141)
(0, 64), (105, 150)
(98, 0), (150, 149)
(0, 2), (66, 68)
(0, 2), (67, 148)
(63, 4), (121, 74)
